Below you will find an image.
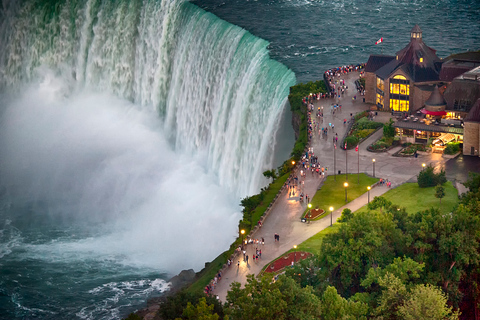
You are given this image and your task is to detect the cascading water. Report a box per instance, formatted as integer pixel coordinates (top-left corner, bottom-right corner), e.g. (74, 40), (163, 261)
(0, 0), (296, 318)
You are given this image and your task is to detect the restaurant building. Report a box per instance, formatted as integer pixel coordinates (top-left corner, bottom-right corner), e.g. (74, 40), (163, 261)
(364, 25), (480, 156)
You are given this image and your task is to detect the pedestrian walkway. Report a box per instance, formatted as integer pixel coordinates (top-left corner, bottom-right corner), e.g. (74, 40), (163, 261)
(213, 70), (448, 301)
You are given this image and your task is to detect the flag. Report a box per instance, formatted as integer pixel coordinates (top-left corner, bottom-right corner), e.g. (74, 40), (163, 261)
(375, 37), (383, 45)
(355, 145), (359, 152)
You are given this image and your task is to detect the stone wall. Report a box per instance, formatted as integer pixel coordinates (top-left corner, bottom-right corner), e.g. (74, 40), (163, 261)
(365, 72), (376, 104)
(463, 122), (480, 156)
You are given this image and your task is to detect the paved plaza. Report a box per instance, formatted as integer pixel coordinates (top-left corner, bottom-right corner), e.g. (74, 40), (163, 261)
(212, 70), (473, 301)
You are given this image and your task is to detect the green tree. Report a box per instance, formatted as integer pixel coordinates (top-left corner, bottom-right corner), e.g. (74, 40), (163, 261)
(463, 172), (480, 193)
(321, 286), (368, 320)
(417, 164), (446, 188)
(397, 284), (460, 320)
(435, 184), (445, 204)
(383, 118), (395, 138)
(226, 274), (321, 320)
(338, 208), (353, 223)
(178, 297), (222, 320)
(263, 169), (277, 181)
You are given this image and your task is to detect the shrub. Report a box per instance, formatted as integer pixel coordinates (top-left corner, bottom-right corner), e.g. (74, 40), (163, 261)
(444, 142), (460, 155)
(417, 164), (446, 188)
(345, 136), (360, 149)
(383, 119), (395, 138)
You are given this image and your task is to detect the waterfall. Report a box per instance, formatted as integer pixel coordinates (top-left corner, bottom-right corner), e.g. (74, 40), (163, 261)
(0, 0), (296, 197)
(0, 1), (296, 317)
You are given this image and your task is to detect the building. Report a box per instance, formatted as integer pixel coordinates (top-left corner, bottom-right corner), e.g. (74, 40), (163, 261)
(364, 25), (480, 156)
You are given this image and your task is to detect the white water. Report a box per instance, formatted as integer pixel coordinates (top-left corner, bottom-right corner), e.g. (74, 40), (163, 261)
(0, 0), (295, 279)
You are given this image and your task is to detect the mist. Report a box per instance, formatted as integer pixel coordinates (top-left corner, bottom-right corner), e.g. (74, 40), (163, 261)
(0, 72), (241, 273)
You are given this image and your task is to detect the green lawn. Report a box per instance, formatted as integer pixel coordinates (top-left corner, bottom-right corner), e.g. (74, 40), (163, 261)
(304, 173), (379, 219)
(251, 173), (290, 225)
(356, 181), (458, 215)
(297, 224), (341, 255)
(296, 180), (459, 256)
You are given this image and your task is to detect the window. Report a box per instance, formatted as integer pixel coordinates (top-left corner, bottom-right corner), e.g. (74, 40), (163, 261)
(390, 99), (409, 112)
(419, 57), (423, 63)
(376, 93), (384, 107)
(376, 77), (384, 92)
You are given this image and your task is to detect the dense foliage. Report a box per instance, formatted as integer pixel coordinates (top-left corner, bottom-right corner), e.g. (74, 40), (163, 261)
(417, 164), (447, 188)
(444, 142), (461, 155)
(288, 81), (326, 158)
(345, 112), (383, 149)
(143, 174), (480, 320)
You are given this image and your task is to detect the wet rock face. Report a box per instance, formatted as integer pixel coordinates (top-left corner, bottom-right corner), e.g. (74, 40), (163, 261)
(168, 269), (196, 290)
(291, 111), (301, 140)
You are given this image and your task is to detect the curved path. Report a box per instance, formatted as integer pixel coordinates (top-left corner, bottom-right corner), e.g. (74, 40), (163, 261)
(213, 71), (447, 301)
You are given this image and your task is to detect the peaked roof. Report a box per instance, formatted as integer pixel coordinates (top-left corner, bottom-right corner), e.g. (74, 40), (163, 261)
(425, 85), (447, 107)
(373, 25), (442, 82)
(464, 99), (480, 123)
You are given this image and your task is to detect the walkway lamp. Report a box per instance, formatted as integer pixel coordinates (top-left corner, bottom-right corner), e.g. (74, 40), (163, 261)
(329, 206), (334, 226)
(372, 159), (376, 177)
(344, 182), (349, 203)
(293, 245), (297, 263)
(367, 186), (371, 203)
(422, 163), (426, 169)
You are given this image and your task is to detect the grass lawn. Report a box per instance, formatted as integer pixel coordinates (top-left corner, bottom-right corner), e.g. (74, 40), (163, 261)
(356, 181), (458, 215)
(297, 224), (341, 255)
(304, 173), (378, 219)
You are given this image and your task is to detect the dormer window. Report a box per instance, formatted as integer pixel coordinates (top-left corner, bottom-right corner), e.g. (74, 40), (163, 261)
(420, 57), (423, 63)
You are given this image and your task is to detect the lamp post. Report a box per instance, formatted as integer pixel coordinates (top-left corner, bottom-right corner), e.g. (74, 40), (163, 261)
(240, 229), (245, 249)
(372, 159), (376, 177)
(422, 163), (426, 169)
(344, 182), (349, 203)
(293, 245), (297, 263)
(307, 203), (312, 224)
(367, 186), (371, 203)
(329, 206), (334, 226)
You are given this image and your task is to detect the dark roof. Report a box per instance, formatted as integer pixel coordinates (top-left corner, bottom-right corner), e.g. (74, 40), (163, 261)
(439, 61), (479, 82)
(443, 51), (480, 63)
(425, 85), (446, 107)
(394, 121), (464, 134)
(464, 99), (480, 123)
(444, 77), (480, 111)
(371, 25), (442, 82)
(411, 24), (422, 33)
(365, 55), (395, 73)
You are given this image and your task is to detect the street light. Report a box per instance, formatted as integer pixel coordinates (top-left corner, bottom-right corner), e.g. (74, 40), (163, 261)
(422, 163), (426, 169)
(293, 245), (297, 263)
(372, 159), (376, 178)
(344, 182), (349, 203)
(329, 206), (334, 226)
(307, 203), (312, 224)
(367, 186), (371, 203)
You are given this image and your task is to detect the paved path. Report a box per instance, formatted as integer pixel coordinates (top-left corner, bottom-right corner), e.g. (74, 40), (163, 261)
(213, 71), (449, 301)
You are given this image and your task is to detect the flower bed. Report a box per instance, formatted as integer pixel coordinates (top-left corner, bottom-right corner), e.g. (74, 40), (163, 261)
(264, 251), (312, 273)
(344, 113), (383, 149)
(303, 208), (325, 220)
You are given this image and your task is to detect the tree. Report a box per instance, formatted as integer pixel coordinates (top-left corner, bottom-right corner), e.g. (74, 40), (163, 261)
(435, 184), (445, 204)
(338, 208), (353, 223)
(397, 284), (460, 320)
(179, 297), (222, 320)
(263, 169), (277, 181)
(321, 286), (368, 320)
(417, 164), (446, 188)
(463, 172), (480, 193)
(383, 118), (395, 138)
(225, 274), (322, 320)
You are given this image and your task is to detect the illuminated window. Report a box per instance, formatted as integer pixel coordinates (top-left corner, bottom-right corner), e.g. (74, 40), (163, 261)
(376, 77), (384, 92)
(420, 57), (423, 63)
(390, 99), (409, 112)
(393, 75), (406, 80)
(376, 93), (384, 107)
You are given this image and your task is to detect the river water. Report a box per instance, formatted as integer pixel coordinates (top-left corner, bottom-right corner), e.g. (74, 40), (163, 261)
(0, 0), (478, 319)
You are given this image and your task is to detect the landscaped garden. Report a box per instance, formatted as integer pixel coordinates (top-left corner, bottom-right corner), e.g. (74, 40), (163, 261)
(344, 111), (383, 149)
(397, 142), (428, 156)
(302, 173), (379, 220)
